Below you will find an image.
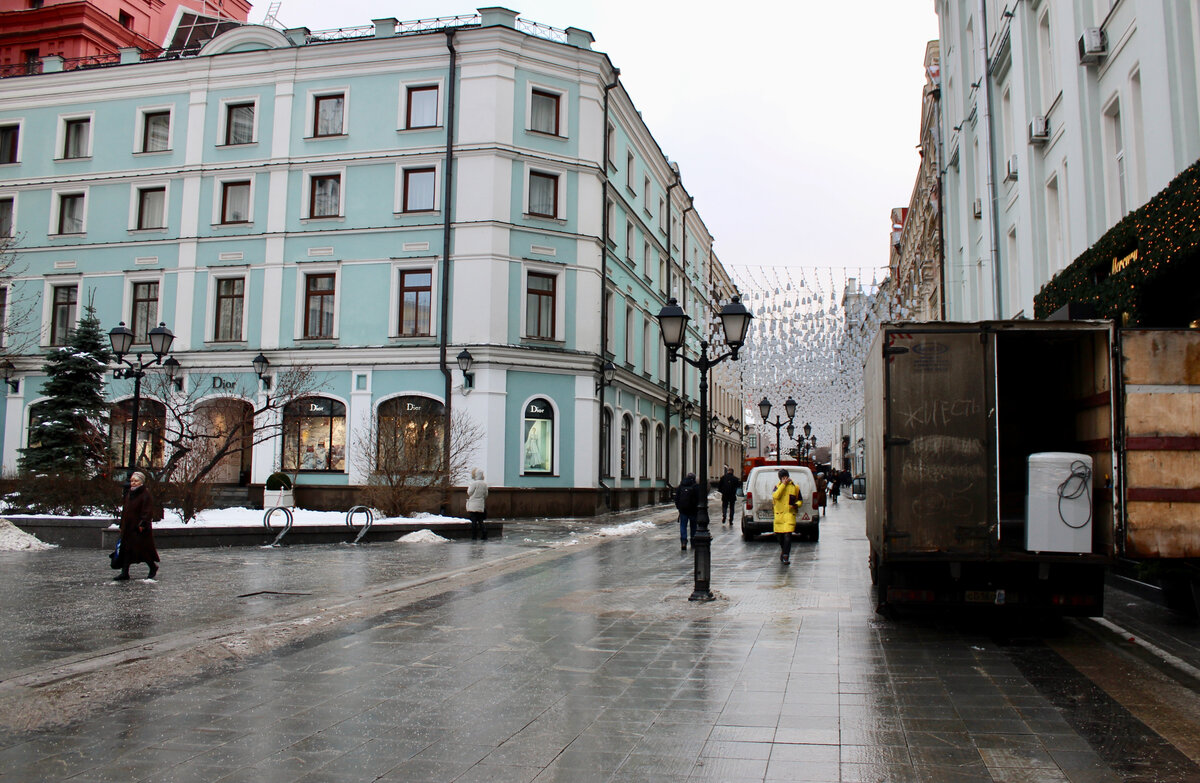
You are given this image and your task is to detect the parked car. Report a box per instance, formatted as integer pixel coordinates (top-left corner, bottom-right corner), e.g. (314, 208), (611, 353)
(742, 465), (820, 542)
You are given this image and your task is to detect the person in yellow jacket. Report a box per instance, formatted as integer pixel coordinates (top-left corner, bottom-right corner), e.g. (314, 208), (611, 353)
(771, 468), (802, 564)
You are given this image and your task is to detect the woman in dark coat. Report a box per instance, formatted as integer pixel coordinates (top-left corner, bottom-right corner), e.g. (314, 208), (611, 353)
(114, 471), (159, 581)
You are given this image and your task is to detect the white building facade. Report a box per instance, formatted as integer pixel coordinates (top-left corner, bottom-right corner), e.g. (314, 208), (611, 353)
(0, 8), (740, 514)
(936, 0), (1200, 319)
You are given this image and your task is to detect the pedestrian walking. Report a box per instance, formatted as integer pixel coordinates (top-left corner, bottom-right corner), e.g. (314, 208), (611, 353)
(674, 472), (700, 550)
(466, 468), (489, 540)
(829, 471), (840, 505)
(716, 466), (742, 526)
(815, 472), (828, 514)
(113, 471), (159, 581)
(771, 468), (801, 565)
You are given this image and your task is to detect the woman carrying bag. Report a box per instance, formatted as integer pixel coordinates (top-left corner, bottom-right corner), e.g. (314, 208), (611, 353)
(113, 471), (160, 581)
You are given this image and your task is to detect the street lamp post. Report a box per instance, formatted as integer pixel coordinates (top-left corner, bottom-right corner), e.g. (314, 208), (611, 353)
(759, 396), (797, 465)
(109, 321), (175, 480)
(657, 295), (753, 602)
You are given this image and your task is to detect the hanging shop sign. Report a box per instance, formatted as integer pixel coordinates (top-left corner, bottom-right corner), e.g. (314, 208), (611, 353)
(1111, 248), (1138, 276)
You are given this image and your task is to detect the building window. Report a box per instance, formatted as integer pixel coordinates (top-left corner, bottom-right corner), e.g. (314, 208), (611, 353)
(528, 171), (558, 218)
(1106, 100), (1127, 218)
(63, 118), (89, 159)
(402, 167), (436, 212)
(136, 187), (165, 230)
(49, 284), (76, 346)
(398, 269), (432, 336)
(131, 281), (159, 344)
(639, 420), (649, 478)
(523, 398), (554, 474)
(626, 223), (635, 261)
(406, 85), (438, 128)
(0, 197), (12, 237)
(220, 181), (250, 224)
(224, 102), (254, 145)
(57, 193), (84, 234)
(0, 125), (18, 163)
(530, 89), (560, 135)
(643, 176), (651, 209)
(526, 272), (555, 340)
(606, 121), (616, 163)
(282, 397), (346, 472)
(110, 398), (166, 469)
(303, 273), (335, 338)
(1037, 10), (1056, 109)
(655, 423), (664, 479)
(309, 174), (341, 218)
(214, 277), (244, 342)
(620, 413), (632, 478)
(624, 303), (635, 363)
(313, 93), (344, 137)
(376, 396), (444, 473)
(118, 10), (133, 28)
(658, 197), (666, 232)
(626, 150), (635, 190)
(600, 408), (611, 478)
(604, 290), (613, 354)
(140, 111), (170, 152)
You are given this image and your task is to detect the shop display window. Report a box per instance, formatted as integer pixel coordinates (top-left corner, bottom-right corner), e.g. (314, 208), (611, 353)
(283, 396), (346, 472)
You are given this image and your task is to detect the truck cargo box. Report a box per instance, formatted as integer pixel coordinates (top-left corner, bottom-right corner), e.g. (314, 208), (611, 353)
(865, 321), (1117, 614)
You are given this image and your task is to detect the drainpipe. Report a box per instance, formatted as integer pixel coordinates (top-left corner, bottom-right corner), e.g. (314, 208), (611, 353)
(978, 0), (1002, 318)
(438, 29), (458, 512)
(932, 73), (947, 321)
(679, 196), (695, 478)
(598, 68), (620, 509)
(663, 175), (680, 492)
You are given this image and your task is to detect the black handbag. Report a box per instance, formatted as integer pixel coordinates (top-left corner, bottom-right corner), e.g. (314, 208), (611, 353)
(109, 540), (122, 569)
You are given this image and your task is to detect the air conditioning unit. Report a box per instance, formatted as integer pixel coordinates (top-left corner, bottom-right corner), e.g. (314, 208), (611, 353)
(1005, 154), (1019, 182)
(1078, 28), (1106, 65)
(1028, 116), (1050, 144)
(972, 198), (983, 219)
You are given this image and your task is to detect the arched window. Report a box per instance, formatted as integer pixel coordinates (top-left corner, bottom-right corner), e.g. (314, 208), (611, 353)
(523, 398), (554, 474)
(283, 396), (346, 472)
(655, 423), (664, 479)
(26, 400), (52, 451)
(620, 414), (633, 477)
(639, 419), (649, 478)
(110, 398), (167, 469)
(377, 396), (444, 474)
(599, 407), (611, 478)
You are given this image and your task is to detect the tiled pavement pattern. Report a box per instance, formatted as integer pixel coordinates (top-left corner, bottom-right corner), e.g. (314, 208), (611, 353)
(1, 501), (1199, 782)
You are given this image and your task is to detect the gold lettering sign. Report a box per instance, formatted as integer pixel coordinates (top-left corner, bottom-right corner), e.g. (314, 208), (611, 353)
(1111, 249), (1137, 275)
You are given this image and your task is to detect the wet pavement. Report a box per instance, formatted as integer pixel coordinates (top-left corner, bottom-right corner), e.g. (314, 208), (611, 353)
(1, 499), (1199, 782)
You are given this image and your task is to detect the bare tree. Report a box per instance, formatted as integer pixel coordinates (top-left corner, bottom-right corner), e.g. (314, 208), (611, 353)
(0, 233), (43, 356)
(353, 410), (482, 518)
(140, 365), (327, 522)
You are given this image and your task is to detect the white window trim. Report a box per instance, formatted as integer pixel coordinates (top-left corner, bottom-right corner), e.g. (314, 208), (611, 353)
(128, 180), (171, 232)
(205, 268), (250, 343)
(524, 162), (566, 220)
(643, 315), (654, 376)
(394, 160), (441, 214)
(0, 119), (24, 164)
(49, 186), (88, 235)
(133, 105), (174, 154)
(518, 393), (560, 476)
(397, 78), (444, 130)
(0, 191), (17, 237)
(520, 261), (565, 341)
(638, 415), (651, 479)
(212, 174), (256, 226)
(217, 96), (260, 146)
(40, 275), (82, 347)
(388, 259), (439, 338)
(302, 167), (347, 220)
(525, 82), (568, 138)
(624, 303), (635, 364)
(56, 112), (94, 160)
(305, 87), (350, 138)
(294, 262), (342, 341)
(121, 272), (165, 339)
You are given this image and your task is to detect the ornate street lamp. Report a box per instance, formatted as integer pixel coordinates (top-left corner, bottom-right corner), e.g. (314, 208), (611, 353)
(656, 295), (753, 601)
(109, 321), (175, 480)
(760, 396), (797, 465)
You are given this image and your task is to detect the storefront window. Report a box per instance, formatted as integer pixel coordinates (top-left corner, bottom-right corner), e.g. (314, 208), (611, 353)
(522, 398), (553, 474)
(282, 396), (346, 472)
(377, 396), (444, 473)
(110, 398), (166, 469)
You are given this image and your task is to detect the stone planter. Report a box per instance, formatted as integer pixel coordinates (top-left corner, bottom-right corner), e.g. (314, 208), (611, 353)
(263, 488), (294, 509)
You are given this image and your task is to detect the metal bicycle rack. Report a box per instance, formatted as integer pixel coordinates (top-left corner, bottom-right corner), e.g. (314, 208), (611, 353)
(263, 506), (294, 547)
(346, 505), (374, 544)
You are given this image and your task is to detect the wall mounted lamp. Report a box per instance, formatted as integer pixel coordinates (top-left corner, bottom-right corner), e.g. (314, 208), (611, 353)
(1, 360), (18, 394)
(456, 349), (474, 393)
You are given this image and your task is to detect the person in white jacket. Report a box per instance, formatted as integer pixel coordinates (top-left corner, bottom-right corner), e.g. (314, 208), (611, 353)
(466, 468), (489, 540)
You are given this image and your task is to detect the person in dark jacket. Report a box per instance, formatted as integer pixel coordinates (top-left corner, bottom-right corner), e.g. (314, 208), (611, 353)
(674, 472), (700, 550)
(114, 471), (159, 581)
(716, 466), (742, 525)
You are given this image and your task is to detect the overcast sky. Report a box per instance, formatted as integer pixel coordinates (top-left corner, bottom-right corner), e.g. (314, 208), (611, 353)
(273, 1), (939, 273)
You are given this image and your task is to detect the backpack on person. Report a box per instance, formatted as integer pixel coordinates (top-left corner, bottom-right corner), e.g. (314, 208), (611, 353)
(675, 484), (697, 512)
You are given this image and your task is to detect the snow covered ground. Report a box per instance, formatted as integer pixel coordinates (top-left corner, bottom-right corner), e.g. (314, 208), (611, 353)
(0, 520), (57, 551)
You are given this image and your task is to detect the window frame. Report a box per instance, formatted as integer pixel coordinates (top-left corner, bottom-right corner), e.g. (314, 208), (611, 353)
(129, 279), (160, 345)
(58, 113), (93, 160)
(388, 260), (438, 339)
(0, 194), (15, 238)
(52, 189), (87, 235)
(401, 82), (441, 130)
(135, 106), (173, 154)
(521, 396), (557, 476)
(527, 169), (560, 219)
(0, 121), (22, 164)
(295, 265), (341, 341)
(639, 418), (650, 479)
(303, 168), (345, 220)
(216, 178), (253, 225)
(47, 282), (78, 346)
(525, 271), (556, 341)
(132, 182), (168, 231)
(211, 274), (247, 343)
(521, 264), (564, 343)
(620, 413), (632, 478)
(219, 98), (258, 146)
(308, 89), (348, 138)
(400, 166), (438, 213)
(528, 87), (563, 137)
(396, 267), (433, 337)
(281, 396), (348, 473)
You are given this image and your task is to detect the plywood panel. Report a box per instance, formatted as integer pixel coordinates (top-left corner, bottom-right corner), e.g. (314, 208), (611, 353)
(1122, 330), (1200, 385)
(1126, 502), (1200, 558)
(1124, 392), (1200, 437)
(1128, 451), (1200, 489)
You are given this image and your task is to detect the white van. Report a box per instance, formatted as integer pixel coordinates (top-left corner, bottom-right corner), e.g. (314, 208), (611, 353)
(742, 465), (820, 542)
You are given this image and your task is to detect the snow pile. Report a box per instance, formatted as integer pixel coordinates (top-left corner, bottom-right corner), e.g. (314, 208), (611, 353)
(0, 519), (57, 551)
(147, 507), (469, 529)
(596, 520), (656, 537)
(396, 529), (449, 543)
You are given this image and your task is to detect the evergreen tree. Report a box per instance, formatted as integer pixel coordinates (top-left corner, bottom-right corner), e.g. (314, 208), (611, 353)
(19, 302), (113, 477)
